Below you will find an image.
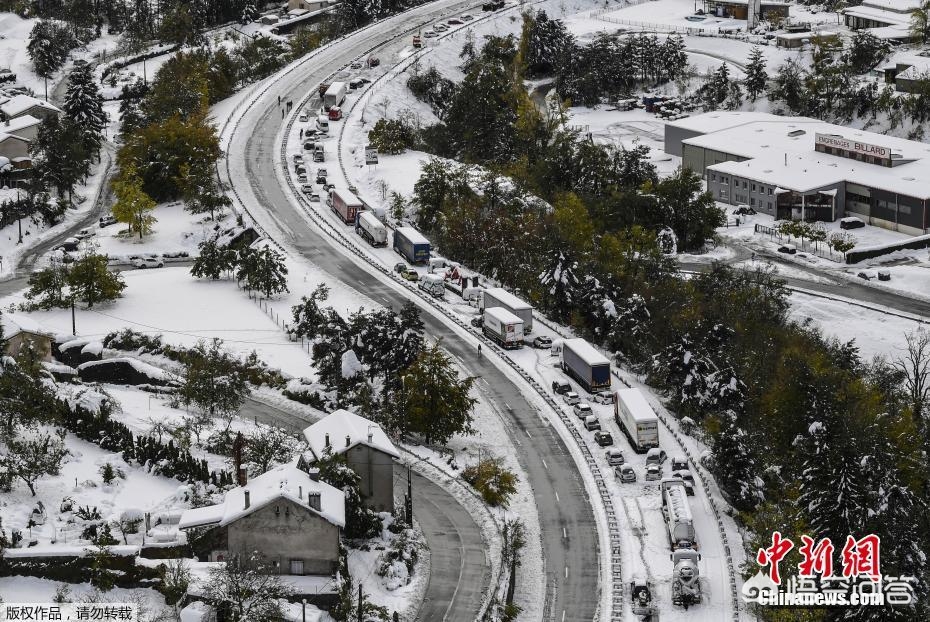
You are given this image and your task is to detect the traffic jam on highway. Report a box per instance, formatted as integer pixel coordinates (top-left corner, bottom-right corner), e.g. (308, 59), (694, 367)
(283, 27), (730, 616)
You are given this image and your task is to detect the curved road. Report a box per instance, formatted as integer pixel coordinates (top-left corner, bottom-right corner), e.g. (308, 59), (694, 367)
(240, 396), (486, 622)
(225, 2), (601, 620)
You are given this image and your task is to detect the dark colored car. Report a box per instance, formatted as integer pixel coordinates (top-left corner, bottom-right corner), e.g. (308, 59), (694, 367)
(552, 380), (571, 394)
(594, 431), (613, 446)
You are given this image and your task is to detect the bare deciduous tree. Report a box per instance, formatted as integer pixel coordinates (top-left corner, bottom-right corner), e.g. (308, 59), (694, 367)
(202, 553), (293, 621)
(895, 329), (930, 429)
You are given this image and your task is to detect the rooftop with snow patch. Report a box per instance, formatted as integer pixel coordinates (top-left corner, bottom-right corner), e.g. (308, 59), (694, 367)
(302, 409), (400, 461)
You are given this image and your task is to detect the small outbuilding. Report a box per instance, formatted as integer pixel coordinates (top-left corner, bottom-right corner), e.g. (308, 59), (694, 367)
(1, 313), (52, 361)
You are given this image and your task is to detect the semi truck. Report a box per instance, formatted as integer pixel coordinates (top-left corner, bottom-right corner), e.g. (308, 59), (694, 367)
(330, 188), (363, 225)
(479, 288), (533, 333)
(323, 82), (347, 110)
(661, 478), (696, 550)
(614, 388), (660, 453)
(671, 548), (702, 607)
(393, 226), (430, 264)
(482, 307), (524, 349)
(561, 338), (611, 393)
(355, 211), (387, 246)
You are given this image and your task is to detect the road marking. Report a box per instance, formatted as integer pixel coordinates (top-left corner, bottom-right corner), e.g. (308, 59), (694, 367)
(505, 402), (512, 410)
(561, 611), (566, 622)
(562, 527), (567, 539)
(525, 429), (532, 438)
(564, 566), (569, 579)
(541, 459), (548, 470)
(554, 491), (560, 503)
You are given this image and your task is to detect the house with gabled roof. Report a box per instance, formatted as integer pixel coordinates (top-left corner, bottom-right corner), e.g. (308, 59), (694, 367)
(0, 94), (60, 121)
(178, 464), (344, 575)
(2, 313), (52, 361)
(299, 410), (400, 513)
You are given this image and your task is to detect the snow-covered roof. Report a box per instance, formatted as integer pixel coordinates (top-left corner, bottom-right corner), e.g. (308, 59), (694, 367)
(482, 287), (533, 311)
(77, 357), (172, 381)
(682, 113), (930, 199)
(842, 3), (913, 25)
(2, 313), (50, 338)
(615, 388), (659, 423)
(302, 409), (400, 460)
(395, 226), (429, 245)
(0, 132), (28, 145)
(562, 338), (611, 367)
(662, 478), (694, 524)
(865, 23), (915, 40)
(484, 306), (524, 325)
(665, 111), (798, 135)
(178, 464), (345, 530)
(332, 188), (362, 206)
(1, 114), (40, 136)
(859, 0), (920, 13)
(0, 94), (60, 118)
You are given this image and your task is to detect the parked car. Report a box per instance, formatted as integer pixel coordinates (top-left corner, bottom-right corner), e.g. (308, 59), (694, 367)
(552, 379), (571, 394)
(293, 153), (304, 163)
(592, 390), (613, 405)
(316, 172), (327, 184)
(57, 237), (80, 252)
(76, 228), (94, 240)
(309, 192), (321, 202)
(605, 448), (624, 466)
(301, 184), (314, 194)
(615, 464), (636, 483)
(645, 448), (667, 466)
(132, 256), (165, 269)
(678, 471), (696, 496)
(424, 30), (437, 38)
(470, 316), (483, 328)
(434, 23), (448, 31)
(350, 60), (363, 69)
(460, 13), (474, 20)
(594, 430), (613, 446)
(671, 456), (689, 473)
(562, 391), (580, 406)
(685, 15), (706, 22)
(878, 270), (891, 281)
(584, 415), (601, 431)
(732, 205), (756, 215)
(573, 402), (593, 420)
(447, 17), (464, 24)
(99, 215), (117, 227)
(840, 216), (865, 230)
(394, 262), (409, 274)
(297, 172), (308, 183)
(299, 112), (309, 122)
(777, 244), (797, 254)
(644, 464), (662, 481)
(367, 56), (380, 67)
(162, 250), (189, 259)
(533, 335), (553, 349)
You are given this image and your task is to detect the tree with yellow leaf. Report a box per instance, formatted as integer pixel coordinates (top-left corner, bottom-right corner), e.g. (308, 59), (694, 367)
(112, 165), (157, 240)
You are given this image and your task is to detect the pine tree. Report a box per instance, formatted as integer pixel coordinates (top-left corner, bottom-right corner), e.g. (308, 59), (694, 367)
(31, 116), (91, 204)
(744, 46), (767, 102)
(64, 61), (107, 158)
(240, 2), (259, 24)
(538, 250), (581, 324)
(712, 410), (763, 512)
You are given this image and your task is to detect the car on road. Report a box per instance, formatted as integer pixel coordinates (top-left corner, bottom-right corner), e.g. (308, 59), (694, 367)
(56, 237), (80, 252)
(533, 335), (552, 349)
(777, 243), (797, 254)
(424, 30), (437, 38)
(605, 448), (624, 465)
(301, 184), (314, 194)
(350, 60), (363, 69)
(297, 172), (308, 183)
(400, 268), (419, 282)
(573, 402), (592, 420)
(645, 448), (667, 467)
(594, 430), (613, 446)
(434, 23), (448, 31)
(132, 256), (165, 269)
(309, 192), (321, 202)
(367, 56), (380, 67)
(644, 464), (662, 481)
(447, 17), (463, 24)
(562, 391), (580, 406)
(460, 13), (474, 20)
(76, 228), (94, 240)
(671, 456), (688, 473)
(584, 415), (601, 431)
(394, 262), (409, 274)
(591, 390), (613, 405)
(552, 379), (571, 394)
(99, 215), (117, 227)
(293, 153), (304, 163)
(615, 464), (636, 483)
(316, 172), (327, 184)
(470, 316), (483, 328)
(677, 471), (696, 496)
(299, 112), (309, 122)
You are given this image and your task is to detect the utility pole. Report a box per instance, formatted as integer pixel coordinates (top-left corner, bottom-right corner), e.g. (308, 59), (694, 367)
(358, 584), (363, 621)
(70, 295), (76, 336)
(406, 464), (413, 525)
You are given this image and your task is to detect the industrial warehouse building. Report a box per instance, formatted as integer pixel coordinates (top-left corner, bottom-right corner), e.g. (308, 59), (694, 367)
(664, 112), (930, 235)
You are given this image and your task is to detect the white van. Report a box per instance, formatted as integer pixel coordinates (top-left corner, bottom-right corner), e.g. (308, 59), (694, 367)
(315, 116), (330, 134)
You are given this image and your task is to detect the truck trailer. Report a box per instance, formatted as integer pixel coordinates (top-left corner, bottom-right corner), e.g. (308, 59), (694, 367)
(613, 388), (659, 453)
(356, 211), (387, 246)
(393, 227), (431, 264)
(561, 338), (611, 393)
(323, 82), (347, 111)
(330, 188), (363, 224)
(479, 287), (533, 333)
(482, 307), (524, 349)
(661, 478), (697, 550)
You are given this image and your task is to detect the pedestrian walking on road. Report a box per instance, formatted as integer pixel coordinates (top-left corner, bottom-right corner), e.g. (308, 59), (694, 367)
(278, 95), (281, 105)
(478, 343), (482, 356)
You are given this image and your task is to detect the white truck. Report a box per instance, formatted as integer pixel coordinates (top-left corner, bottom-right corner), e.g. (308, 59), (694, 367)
(356, 211), (387, 246)
(323, 82), (347, 110)
(661, 478), (696, 550)
(418, 273), (445, 298)
(671, 548), (702, 608)
(480, 287), (532, 333)
(614, 388), (659, 453)
(482, 307), (524, 349)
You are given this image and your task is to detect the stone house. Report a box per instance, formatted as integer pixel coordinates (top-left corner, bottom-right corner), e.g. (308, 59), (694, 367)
(178, 465), (345, 575)
(1, 313), (52, 361)
(299, 410), (400, 513)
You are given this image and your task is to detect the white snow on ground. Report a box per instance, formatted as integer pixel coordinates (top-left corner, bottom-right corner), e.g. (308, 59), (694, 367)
(89, 201), (217, 261)
(0, 576), (168, 614)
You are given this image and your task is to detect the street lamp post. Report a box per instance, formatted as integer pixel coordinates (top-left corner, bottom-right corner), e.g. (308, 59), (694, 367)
(62, 285), (76, 335)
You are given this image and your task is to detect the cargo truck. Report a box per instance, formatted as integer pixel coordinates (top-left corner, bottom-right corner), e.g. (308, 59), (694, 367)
(356, 211), (387, 246)
(661, 478), (697, 550)
(561, 338), (611, 393)
(393, 227), (430, 264)
(479, 288), (533, 333)
(614, 388), (659, 453)
(323, 82), (347, 111)
(330, 189), (363, 225)
(482, 307), (524, 349)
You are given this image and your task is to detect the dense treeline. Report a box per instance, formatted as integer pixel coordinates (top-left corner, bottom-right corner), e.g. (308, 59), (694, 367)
(395, 14), (930, 621)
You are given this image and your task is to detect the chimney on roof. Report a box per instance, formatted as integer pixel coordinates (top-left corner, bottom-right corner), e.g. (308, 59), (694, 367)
(368, 430), (373, 444)
(308, 468), (320, 481)
(325, 433), (330, 447)
(299, 485), (303, 499)
(346, 434), (351, 448)
(308, 491), (321, 511)
(244, 490), (250, 510)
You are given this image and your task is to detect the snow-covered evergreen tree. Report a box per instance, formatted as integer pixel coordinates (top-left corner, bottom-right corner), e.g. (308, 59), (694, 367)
(712, 410), (763, 512)
(744, 46), (768, 102)
(64, 61), (106, 157)
(539, 250), (581, 323)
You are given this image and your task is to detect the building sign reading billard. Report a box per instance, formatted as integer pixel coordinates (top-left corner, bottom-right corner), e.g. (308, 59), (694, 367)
(815, 133), (890, 159)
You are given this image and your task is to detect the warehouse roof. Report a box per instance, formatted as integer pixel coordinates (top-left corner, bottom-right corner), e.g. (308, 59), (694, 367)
(682, 113), (930, 199)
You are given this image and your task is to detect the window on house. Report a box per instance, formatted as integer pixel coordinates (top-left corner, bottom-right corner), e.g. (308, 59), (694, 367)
(750, 198), (756, 206)
(743, 181), (748, 189)
(768, 188), (773, 195)
(711, 173), (716, 181)
(752, 184), (756, 191)
(768, 202), (773, 210)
